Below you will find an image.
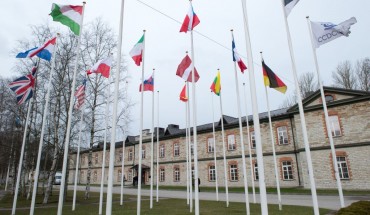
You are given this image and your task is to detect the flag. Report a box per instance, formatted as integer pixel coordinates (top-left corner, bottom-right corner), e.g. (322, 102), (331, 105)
(232, 39), (247, 73)
(210, 71), (221, 96)
(262, 60), (287, 94)
(8, 64), (38, 105)
(139, 76), (154, 92)
(16, 37), (56, 61)
(176, 55), (200, 83)
(50, 3), (83, 35)
(129, 34), (144, 66)
(284, 0), (300, 16)
(179, 84), (188, 102)
(87, 57), (112, 78)
(180, 5), (200, 33)
(310, 17), (357, 48)
(74, 79), (86, 110)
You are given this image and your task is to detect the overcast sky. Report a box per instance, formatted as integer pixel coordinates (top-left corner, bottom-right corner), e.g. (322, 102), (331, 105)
(1, 0), (369, 138)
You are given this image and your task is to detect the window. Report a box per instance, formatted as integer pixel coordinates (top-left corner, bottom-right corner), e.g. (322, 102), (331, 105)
(329, 115), (341, 137)
(174, 143), (180, 157)
(81, 156), (85, 165)
(227, 134), (236, 151)
(118, 150), (122, 162)
(174, 167), (180, 182)
(277, 126), (289, 145)
(254, 162), (259, 181)
(251, 131), (256, 148)
(337, 156), (349, 179)
(128, 149), (133, 161)
(282, 161), (293, 180)
(325, 95), (334, 103)
(160, 168), (165, 182)
(191, 166), (194, 179)
(160, 145), (165, 158)
(209, 165), (216, 181)
(128, 170), (132, 181)
(118, 170), (122, 182)
(93, 171), (97, 182)
(81, 171), (85, 182)
(141, 147), (146, 159)
(190, 143), (194, 155)
(95, 154), (99, 164)
(207, 138), (214, 153)
(230, 164), (238, 181)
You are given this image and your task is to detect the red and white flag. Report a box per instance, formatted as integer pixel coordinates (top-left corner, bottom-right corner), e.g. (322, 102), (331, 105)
(176, 55), (200, 83)
(179, 84), (188, 102)
(74, 79), (86, 110)
(87, 57), (112, 78)
(180, 5), (200, 33)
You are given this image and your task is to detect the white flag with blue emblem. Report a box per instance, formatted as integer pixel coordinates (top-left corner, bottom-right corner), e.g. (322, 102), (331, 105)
(284, 0), (300, 16)
(310, 17), (357, 48)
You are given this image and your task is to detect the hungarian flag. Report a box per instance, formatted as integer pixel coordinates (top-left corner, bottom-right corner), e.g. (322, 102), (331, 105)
(74, 79), (86, 110)
(16, 37), (57, 62)
(50, 4), (83, 35)
(262, 60), (287, 94)
(210, 71), (221, 96)
(129, 34), (144, 66)
(87, 57), (112, 78)
(176, 55), (200, 83)
(284, 0), (300, 16)
(180, 5), (200, 33)
(179, 84), (188, 102)
(139, 76), (154, 92)
(232, 39), (247, 73)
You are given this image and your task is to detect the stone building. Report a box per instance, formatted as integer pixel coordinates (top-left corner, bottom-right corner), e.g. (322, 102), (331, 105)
(68, 87), (370, 190)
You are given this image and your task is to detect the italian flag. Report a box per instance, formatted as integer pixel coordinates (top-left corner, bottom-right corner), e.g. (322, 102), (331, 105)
(50, 3), (83, 35)
(129, 34), (145, 66)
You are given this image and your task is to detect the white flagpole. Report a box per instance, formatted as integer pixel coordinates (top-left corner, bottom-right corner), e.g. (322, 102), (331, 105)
(5, 134), (14, 191)
(210, 90), (219, 201)
(242, 83), (256, 203)
(11, 98), (34, 215)
(30, 33), (59, 215)
(106, 1), (125, 214)
(150, 69), (155, 209)
(185, 94), (190, 205)
(239, 1), (268, 213)
(218, 93), (229, 207)
(279, 1), (320, 214)
(99, 77), (111, 213)
(156, 90), (160, 202)
(231, 30), (250, 215)
(137, 29), (146, 215)
(186, 81), (193, 212)
(72, 107), (84, 211)
(306, 16), (344, 208)
(120, 81), (128, 207)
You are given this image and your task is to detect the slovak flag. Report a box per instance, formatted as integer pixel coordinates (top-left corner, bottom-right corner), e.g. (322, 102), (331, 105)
(87, 57), (112, 78)
(16, 37), (57, 62)
(232, 38), (247, 73)
(139, 76), (154, 92)
(8, 63), (38, 105)
(180, 5), (200, 33)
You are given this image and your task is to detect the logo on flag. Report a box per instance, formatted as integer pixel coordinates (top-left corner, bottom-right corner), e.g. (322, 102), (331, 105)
(16, 37), (56, 62)
(75, 79), (87, 110)
(9, 64), (38, 105)
(139, 76), (154, 92)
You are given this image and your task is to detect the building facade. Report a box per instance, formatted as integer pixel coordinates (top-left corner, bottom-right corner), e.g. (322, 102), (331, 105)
(68, 87), (370, 190)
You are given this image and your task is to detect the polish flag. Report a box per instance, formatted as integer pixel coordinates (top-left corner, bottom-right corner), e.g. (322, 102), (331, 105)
(180, 5), (200, 33)
(87, 57), (112, 78)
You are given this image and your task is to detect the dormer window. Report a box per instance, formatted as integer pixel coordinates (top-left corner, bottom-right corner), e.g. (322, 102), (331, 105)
(325, 95), (334, 103)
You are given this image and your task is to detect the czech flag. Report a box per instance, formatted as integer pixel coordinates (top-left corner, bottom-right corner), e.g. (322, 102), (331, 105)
(180, 5), (200, 33)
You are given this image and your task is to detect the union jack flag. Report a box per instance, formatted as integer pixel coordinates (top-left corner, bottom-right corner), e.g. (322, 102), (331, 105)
(74, 79), (87, 110)
(9, 63), (38, 105)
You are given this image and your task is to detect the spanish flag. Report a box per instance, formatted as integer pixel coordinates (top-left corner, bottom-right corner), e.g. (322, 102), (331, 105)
(210, 71), (221, 96)
(262, 60), (287, 94)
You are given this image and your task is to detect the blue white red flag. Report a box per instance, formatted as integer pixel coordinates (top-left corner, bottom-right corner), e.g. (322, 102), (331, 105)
(8, 63), (38, 105)
(232, 38), (247, 73)
(139, 76), (154, 92)
(16, 37), (57, 61)
(74, 79), (87, 110)
(180, 5), (200, 33)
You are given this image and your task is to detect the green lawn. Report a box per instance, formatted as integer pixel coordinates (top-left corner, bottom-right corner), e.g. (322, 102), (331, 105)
(0, 189), (332, 215)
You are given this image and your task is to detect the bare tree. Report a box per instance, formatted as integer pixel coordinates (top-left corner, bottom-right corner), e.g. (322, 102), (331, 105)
(355, 58), (370, 92)
(332, 60), (357, 90)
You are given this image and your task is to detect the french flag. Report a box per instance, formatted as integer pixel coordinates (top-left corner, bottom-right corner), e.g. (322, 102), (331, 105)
(180, 5), (200, 33)
(16, 37), (57, 62)
(232, 39), (247, 73)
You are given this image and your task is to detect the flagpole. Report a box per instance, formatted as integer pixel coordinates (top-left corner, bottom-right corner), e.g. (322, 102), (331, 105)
(306, 16), (344, 208)
(185, 81), (193, 212)
(98, 77), (111, 214)
(72, 107), (84, 211)
(185, 92), (190, 205)
(214, 94), (227, 208)
(242, 83), (256, 203)
(278, 1), (319, 214)
(156, 90), (160, 202)
(150, 68), (155, 209)
(11, 97), (34, 215)
(230, 30), (250, 215)
(30, 34), (59, 215)
(137, 29), (146, 215)
(239, 1), (268, 212)
(120, 82), (128, 207)
(106, 1), (125, 214)
(5, 133), (15, 192)
(210, 90), (219, 201)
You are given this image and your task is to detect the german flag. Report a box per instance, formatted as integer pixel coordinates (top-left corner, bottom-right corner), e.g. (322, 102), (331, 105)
(262, 60), (287, 94)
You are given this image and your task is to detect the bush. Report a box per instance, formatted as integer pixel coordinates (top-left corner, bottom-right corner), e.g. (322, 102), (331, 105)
(336, 201), (370, 215)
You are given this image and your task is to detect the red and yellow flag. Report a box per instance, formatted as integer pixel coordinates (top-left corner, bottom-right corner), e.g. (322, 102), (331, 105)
(262, 60), (287, 94)
(210, 71), (221, 96)
(179, 84), (188, 102)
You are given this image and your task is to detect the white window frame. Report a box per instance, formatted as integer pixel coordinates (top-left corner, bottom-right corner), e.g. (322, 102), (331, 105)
(207, 138), (214, 153)
(174, 167), (180, 182)
(128, 170), (132, 181)
(277, 126), (289, 145)
(118, 151), (122, 162)
(141, 147), (146, 159)
(174, 143), (180, 157)
(160, 168), (165, 182)
(227, 134), (236, 151)
(95, 154), (99, 164)
(190, 143), (194, 155)
(160, 144), (165, 158)
(254, 163), (259, 181)
(128, 149), (133, 161)
(282, 161), (293, 180)
(118, 170), (122, 182)
(230, 164), (238, 181)
(329, 115), (342, 137)
(337, 156), (350, 179)
(209, 165), (216, 181)
(251, 131), (256, 148)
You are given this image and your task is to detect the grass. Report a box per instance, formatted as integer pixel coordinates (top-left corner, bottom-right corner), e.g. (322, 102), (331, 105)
(0, 189), (332, 215)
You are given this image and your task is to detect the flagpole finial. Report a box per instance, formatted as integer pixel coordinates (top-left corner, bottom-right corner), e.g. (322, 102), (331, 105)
(143, 29), (146, 32)
(57, 33), (61, 36)
(157, 90), (159, 93)
(153, 68), (155, 71)
(186, 51), (188, 54)
(230, 29), (233, 32)
(243, 83), (245, 86)
(306, 16), (309, 19)
(83, 1), (86, 4)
